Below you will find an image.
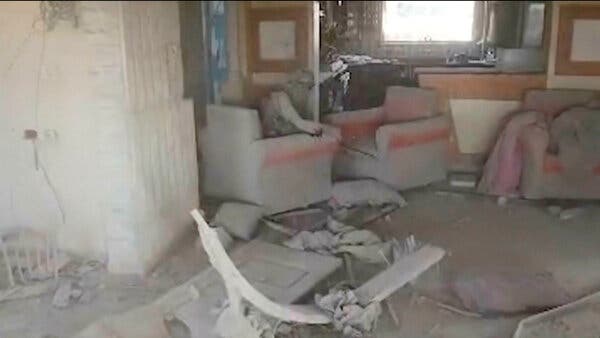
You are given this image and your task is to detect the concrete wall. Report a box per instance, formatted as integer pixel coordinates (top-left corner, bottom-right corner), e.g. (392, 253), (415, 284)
(547, 1), (600, 89)
(0, 1), (199, 274)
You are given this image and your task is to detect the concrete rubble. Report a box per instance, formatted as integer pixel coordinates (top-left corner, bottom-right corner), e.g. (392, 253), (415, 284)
(315, 287), (382, 337)
(211, 202), (264, 240)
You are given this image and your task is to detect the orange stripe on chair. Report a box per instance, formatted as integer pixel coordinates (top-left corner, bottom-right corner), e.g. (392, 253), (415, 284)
(543, 155), (564, 174)
(338, 119), (383, 140)
(264, 141), (339, 167)
(388, 128), (450, 149)
(594, 164), (600, 176)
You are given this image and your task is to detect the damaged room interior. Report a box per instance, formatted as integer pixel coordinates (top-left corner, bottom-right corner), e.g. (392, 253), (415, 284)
(2, 1), (600, 337)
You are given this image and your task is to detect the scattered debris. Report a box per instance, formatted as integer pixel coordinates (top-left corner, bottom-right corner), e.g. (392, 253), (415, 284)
(211, 202), (264, 240)
(52, 280), (83, 309)
(559, 206), (587, 221)
(497, 196), (508, 207)
(266, 208), (329, 233)
(546, 205), (562, 216)
(1, 228), (66, 287)
(283, 217), (391, 264)
(215, 303), (275, 338)
(448, 172), (478, 189)
(514, 290), (600, 338)
(331, 180), (407, 208)
(315, 287), (382, 337)
(417, 295), (482, 318)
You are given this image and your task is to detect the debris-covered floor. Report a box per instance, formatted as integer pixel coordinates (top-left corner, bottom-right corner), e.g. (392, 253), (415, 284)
(2, 188), (600, 338)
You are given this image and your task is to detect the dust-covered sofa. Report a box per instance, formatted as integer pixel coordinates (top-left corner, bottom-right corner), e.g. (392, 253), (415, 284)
(201, 105), (340, 213)
(324, 86), (451, 190)
(520, 89), (600, 199)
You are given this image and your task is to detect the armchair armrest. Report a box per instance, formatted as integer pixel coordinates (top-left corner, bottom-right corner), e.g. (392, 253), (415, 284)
(324, 108), (384, 142)
(376, 115), (450, 155)
(252, 133), (339, 167)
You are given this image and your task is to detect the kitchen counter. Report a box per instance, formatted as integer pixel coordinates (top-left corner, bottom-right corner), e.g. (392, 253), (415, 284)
(414, 66), (545, 74)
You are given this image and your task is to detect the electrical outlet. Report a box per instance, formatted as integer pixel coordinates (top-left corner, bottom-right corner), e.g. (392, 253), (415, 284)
(24, 129), (38, 140)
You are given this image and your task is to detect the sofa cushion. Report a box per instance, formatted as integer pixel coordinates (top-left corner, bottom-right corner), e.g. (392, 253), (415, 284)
(383, 86), (438, 123)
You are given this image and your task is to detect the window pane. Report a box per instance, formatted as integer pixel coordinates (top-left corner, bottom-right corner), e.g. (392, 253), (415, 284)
(383, 1), (475, 42)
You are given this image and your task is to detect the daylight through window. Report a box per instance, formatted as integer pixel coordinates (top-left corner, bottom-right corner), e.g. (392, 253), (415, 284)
(382, 1), (475, 42)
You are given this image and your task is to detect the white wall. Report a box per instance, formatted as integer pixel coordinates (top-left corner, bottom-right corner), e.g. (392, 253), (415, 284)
(0, 2), (128, 259)
(547, 1), (600, 89)
(0, 1), (199, 274)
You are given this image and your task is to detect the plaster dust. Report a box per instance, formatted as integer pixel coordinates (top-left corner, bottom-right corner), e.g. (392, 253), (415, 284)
(2, 190), (600, 338)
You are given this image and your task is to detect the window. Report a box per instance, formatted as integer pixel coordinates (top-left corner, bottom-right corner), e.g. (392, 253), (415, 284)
(382, 1), (475, 43)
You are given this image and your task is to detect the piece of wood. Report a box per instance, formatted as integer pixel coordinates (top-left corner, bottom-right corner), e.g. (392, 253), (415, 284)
(354, 245), (445, 306)
(555, 4), (600, 76)
(513, 290), (600, 338)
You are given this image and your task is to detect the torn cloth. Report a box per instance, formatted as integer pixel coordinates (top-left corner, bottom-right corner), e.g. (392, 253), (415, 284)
(283, 217), (391, 264)
(315, 287), (382, 337)
(477, 111), (547, 196)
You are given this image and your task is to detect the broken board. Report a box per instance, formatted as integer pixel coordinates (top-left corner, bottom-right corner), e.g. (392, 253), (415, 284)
(354, 245), (445, 306)
(514, 290), (600, 338)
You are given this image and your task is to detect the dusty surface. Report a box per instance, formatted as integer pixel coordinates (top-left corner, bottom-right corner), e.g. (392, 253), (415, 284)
(2, 189), (600, 338)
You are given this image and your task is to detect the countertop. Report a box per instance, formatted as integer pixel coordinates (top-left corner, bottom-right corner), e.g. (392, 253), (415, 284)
(414, 66), (545, 75)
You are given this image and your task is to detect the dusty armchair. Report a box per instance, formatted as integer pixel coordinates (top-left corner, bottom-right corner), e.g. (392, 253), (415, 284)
(325, 86), (451, 190)
(201, 104), (340, 213)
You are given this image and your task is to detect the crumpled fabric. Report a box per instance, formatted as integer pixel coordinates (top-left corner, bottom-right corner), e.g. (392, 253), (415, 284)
(315, 287), (382, 337)
(551, 107), (600, 177)
(478, 111), (546, 196)
(283, 217), (391, 263)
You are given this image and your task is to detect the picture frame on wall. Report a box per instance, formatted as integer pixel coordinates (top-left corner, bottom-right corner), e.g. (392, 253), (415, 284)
(556, 4), (600, 76)
(247, 7), (308, 73)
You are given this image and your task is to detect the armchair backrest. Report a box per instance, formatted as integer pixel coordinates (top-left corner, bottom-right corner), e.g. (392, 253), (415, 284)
(522, 89), (599, 117)
(383, 86), (439, 123)
(206, 104), (263, 143)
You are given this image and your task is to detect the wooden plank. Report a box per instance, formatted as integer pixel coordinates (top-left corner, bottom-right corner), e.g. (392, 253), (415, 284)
(354, 245), (445, 306)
